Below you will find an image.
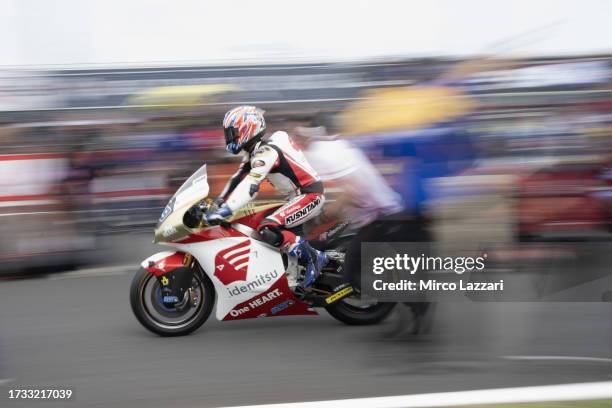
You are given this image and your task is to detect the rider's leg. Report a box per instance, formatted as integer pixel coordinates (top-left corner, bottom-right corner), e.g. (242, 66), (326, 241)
(258, 221), (327, 288)
(257, 193), (327, 288)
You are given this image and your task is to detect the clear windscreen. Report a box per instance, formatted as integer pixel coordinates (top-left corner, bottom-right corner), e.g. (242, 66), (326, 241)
(157, 164), (209, 225)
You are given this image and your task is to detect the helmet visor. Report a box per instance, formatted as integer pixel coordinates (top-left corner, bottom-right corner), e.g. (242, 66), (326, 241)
(224, 127), (240, 146)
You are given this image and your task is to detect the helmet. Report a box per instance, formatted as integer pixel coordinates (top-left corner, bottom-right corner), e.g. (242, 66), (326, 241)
(223, 106), (266, 154)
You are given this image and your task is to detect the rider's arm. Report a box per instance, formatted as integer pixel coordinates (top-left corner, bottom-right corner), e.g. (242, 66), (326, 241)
(225, 146), (278, 212)
(219, 159), (251, 202)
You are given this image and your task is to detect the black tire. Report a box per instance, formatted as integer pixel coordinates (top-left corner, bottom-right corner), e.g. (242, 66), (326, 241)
(130, 266), (215, 337)
(325, 299), (395, 325)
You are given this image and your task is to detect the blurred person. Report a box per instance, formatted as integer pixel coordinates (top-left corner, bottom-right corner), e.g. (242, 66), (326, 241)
(295, 113), (403, 229)
(295, 113), (431, 282)
(204, 106), (328, 288)
(296, 113), (434, 333)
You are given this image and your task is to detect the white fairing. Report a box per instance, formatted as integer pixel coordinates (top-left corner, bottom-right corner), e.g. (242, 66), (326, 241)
(169, 237), (286, 320)
(152, 162), (305, 321)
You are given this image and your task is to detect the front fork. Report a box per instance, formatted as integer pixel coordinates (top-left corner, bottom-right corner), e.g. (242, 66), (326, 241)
(143, 252), (196, 308)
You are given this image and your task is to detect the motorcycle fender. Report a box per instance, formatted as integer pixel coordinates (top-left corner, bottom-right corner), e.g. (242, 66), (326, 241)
(140, 251), (189, 277)
(140, 251), (195, 301)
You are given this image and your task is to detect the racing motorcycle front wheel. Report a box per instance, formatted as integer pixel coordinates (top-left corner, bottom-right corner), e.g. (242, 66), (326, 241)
(130, 266), (215, 337)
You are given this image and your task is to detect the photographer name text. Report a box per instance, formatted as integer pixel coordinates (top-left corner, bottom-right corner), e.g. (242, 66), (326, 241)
(372, 279), (504, 292)
(370, 253), (504, 293)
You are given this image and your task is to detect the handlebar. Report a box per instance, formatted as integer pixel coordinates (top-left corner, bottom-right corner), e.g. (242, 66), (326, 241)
(183, 203), (231, 229)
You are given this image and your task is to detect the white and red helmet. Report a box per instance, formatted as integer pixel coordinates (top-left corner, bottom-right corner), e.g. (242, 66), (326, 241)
(223, 106), (266, 154)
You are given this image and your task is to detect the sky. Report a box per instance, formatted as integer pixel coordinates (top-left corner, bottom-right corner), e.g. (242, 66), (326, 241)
(1, 0), (611, 67)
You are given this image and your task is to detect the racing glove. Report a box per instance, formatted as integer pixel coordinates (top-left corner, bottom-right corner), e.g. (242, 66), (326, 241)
(205, 204), (232, 226)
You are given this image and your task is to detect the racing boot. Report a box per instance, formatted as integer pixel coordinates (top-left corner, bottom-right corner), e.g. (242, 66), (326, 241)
(289, 237), (328, 288)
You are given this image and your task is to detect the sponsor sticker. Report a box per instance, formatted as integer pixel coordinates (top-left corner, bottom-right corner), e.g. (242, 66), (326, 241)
(225, 270), (279, 297)
(228, 288), (283, 317)
(325, 286), (354, 304)
(158, 197), (175, 223)
(162, 226), (177, 237)
(285, 197), (321, 224)
(252, 159), (266, 168)
(271, 299), (294, 314)
(163, 295), (179, 303)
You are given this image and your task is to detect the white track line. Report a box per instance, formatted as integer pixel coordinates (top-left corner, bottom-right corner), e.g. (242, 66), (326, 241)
(220, 381), (612, 408)
(504, 355), (612, 363)
(49, 264), (132, 280)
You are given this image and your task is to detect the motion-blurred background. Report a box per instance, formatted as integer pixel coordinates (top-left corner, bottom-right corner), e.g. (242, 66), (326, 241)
(0, 1), (611, 407)
(2, 54), (611, 273)
(1, 0), (610, 273)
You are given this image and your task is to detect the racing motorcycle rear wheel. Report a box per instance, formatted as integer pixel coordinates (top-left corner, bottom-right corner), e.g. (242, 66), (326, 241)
(325, 296), (395, 325)
(130, 266), (215, 336)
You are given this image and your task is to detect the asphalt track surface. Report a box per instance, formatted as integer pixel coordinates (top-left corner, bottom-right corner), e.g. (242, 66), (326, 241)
(1, 233), (611, 408)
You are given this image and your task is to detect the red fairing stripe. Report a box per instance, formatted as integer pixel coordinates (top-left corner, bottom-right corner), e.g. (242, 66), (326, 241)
(145, 252), (186, 277)
(176, 225), (245, 244)
(223, 273), (316, 320)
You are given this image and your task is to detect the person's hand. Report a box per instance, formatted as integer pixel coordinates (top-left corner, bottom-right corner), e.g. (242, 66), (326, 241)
(205, 212), (225, 226)
(204, 204), (232, 226)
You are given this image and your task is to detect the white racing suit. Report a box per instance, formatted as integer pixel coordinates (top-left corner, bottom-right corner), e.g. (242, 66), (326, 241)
(219, 131), (325, 249)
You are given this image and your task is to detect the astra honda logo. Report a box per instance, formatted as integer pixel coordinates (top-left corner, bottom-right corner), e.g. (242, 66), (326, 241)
(285, 197), (321, 224)
(214, 240), (251, 285)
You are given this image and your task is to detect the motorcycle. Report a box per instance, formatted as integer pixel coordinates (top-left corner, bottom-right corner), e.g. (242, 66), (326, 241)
(130, 164), (395, 336)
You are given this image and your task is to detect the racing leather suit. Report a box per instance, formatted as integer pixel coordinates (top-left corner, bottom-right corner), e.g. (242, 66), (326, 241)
(219, 131), (325, 248)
